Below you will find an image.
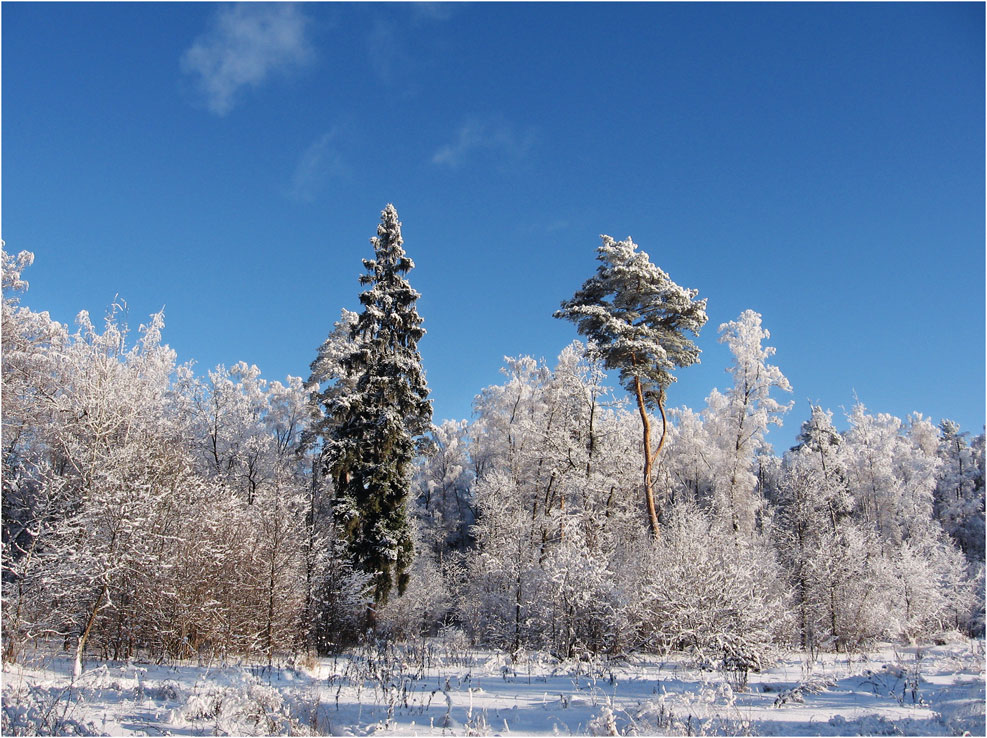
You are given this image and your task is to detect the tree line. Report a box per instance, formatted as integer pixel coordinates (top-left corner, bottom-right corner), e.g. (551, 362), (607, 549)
(1, 207), (983, 682)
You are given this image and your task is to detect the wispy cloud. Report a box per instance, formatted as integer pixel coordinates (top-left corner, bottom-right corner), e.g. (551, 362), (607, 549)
(366, 17), (405, 85)
(288, 131), (345, 203)
(432, 118), (536, 170)
(410, 2), (459, 23)
(366, 4), (456, 88)
(181, 4), (314, 116)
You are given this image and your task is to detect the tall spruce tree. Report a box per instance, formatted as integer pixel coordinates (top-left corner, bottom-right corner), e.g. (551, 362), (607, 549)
(556, 235), (707, 538)
(317, 204), (431, 609)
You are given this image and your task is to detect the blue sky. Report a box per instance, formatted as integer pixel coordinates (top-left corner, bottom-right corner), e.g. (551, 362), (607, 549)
(3, 1), (984, 441)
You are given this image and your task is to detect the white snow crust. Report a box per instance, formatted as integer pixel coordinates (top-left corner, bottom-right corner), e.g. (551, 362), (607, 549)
(2, 639), (983, 736)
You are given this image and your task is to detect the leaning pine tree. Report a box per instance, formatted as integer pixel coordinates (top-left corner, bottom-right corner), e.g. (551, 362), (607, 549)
(556, 235), (707, 538)
(316, 204), (432, 611)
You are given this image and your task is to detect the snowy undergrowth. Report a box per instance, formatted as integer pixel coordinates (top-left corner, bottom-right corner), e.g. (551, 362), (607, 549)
(2, 639), (983, 736)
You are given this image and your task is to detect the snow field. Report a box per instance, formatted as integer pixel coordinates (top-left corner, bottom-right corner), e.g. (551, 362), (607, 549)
(2, 639), (983, 736)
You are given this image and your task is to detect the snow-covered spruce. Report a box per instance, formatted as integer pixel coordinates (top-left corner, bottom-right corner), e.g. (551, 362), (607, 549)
(311, 204), (432, 612)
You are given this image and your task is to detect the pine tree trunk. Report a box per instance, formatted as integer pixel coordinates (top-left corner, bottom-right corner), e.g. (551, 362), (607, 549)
(633, 375), (665, 539)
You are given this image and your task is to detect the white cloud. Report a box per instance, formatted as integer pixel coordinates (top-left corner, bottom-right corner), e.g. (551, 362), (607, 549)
(181, 4), (313, 116)
(288, 131), (345, 203)
(432, 118), (535, 169)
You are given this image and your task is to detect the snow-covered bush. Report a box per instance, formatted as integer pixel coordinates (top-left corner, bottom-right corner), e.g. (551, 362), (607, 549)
(537, 516), (625, 658)
(376, 530), (452, 642)
(0, 682), (99, 736)
(180, 677), (296, 736)
(588, 682), (755, 736)
(638, 502), (791, 679)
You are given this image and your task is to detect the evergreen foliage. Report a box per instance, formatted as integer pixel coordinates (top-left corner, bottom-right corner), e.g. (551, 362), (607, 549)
(317, 205), (432, 608)
(555, 236), (707, 403)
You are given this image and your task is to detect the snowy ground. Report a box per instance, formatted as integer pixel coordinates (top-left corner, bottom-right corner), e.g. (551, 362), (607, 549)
(2, 637), (983, 736)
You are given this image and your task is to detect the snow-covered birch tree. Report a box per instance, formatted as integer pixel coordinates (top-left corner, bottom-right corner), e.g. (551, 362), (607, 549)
(703, 310), (792, 535)
(1, 247), (71, 664)
(934, 419), (985, 562)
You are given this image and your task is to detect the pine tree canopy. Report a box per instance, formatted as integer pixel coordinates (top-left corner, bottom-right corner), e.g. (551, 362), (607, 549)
(555, 235), (708, 408)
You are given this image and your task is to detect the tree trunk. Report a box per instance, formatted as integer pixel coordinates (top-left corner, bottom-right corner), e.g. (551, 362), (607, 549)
(74, 582), (108, 679)
(632, 375), (667, 539)
(266, 551), (277, 666)
(4, 526), (45, 665)
(512, 567), (523, 661)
